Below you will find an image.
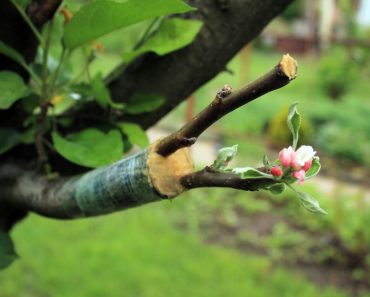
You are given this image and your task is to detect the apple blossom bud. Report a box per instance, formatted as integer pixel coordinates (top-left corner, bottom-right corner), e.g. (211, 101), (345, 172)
(302, 160), (312, 172)
(292, 145), (316, 168)
(292, 169), (306, 184)
(271, 166), (282, 177)
(279, 146), (295, 167)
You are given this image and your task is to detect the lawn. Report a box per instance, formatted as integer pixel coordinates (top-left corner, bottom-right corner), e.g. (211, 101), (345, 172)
(0, 199), (352, 297)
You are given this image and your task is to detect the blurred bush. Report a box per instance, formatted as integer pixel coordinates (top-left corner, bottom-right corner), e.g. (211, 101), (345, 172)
(318, 47), (358, 100)
(266, 106), (312, 148)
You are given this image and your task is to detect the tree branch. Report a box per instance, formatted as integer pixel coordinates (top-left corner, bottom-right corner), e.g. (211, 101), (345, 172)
(0, 55), (297, 219)
(156, 54), (297, 156)
(180, 167), (274, 191)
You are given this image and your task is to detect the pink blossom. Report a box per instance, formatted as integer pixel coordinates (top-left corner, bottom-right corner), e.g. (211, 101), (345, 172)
(302, 160), (312, 172)
(279, 146), (295, 167)
(271, 166), (282, 177)
(292, 145), (316, 169)
(292, 169), (306, 184)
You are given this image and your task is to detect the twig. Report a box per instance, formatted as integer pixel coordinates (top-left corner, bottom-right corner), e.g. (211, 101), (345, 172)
(156, 54), (298, 156)
(180, 167), (275, 191)
(35, 101), (51, 168)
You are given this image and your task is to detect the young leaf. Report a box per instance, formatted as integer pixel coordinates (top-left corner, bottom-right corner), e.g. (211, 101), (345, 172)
(0, 128), (22, 155)
(262, 154), (270, 167)
(63, 0), (195, 50)
(91, 75), (125, 110)
(0, 41), (26, 67)
(125, 93), (165, 114)
(0, 41), (40, 83)
(211, 145), (238, 170)
(287, 102), (301, 149)
(232, 167), (272, 179)
(118, 122), (149, 149)
(0, 230), (18, 270)
(268, 183), (286, 195)
(0, 71), (29, 109)
(123, 18), (202, 63)
(286, 184), (327, 214)
(52, 129), (123, 168)
(295, 191), (327, 215)
(305, 156), (321, 179)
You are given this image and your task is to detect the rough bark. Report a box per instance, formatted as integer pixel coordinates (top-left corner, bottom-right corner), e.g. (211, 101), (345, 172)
(108, 0), (294, 129)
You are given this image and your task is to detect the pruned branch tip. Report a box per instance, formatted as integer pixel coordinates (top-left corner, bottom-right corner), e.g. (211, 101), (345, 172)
(156, 54), (298, 157)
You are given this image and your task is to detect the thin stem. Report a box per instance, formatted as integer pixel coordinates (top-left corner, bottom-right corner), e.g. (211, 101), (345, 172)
(133, 17), (161, 50)
(156, 54), (298, 156)
(106, 17), (162, 85)
(41, 18), (55, 97)
(10, 0), (44, 47)
(180, 167), (275, 191)
(50, 47), (68, 89)
(21, 62), (42, 87)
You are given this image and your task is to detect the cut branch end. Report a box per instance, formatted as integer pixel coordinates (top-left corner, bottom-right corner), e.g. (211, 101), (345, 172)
(156, 54), (298, 157)
(280, 54), (298, 80)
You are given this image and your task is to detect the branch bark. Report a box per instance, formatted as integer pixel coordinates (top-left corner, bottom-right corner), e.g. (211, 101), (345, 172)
(156, 54), (297, 156)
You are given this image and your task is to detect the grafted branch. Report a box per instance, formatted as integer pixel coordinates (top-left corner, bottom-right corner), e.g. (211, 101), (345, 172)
(180, 167), (274, 191)
(0, 55), (297, 219)
(156, 54), (297, 156)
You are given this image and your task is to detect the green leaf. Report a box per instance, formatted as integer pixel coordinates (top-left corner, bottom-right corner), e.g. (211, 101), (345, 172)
(125, 93), (165, 114)
(305, 157), (321, 179)
(211, 145), (238, 170)
(232, 167), (272, 179)
(123, 18), (202, 63)
(0, 128), (22, 155)
(91, 75), (125, 110)
(287, 102), (301, 149)
(262, 154), (270, 167)
(15, 0), (32, 9)
(52, 129), (123, 168)
(49, 94), (77, 115)
(21, 126), (36, 144)
(0, 71), (30, 109)
(268, 183), (286, 195)
(0, 230), (18, 270)
(0, 41), (27, 68)
(63, 0), (195, 50)
(0, 41), (40, 83)
(295, 191), (327, 215)
(118, 122), (149, 149)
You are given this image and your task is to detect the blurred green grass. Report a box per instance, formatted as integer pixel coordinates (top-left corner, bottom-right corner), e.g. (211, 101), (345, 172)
(0, 199), (351, 297)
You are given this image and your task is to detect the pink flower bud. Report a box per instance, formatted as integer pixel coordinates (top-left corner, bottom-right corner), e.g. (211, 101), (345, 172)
(292, 145), (316, 168)
(292, 169), (306, 184)
(271, 166), (282, 177)
(302, 160), (312, 172)
(279, 146), (295, 167)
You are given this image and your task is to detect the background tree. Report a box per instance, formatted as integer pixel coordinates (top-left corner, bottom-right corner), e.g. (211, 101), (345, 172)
(0, 0), (297, 268)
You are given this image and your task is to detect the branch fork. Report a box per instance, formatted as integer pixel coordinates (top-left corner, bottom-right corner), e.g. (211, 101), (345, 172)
(153, 54), (298, 193)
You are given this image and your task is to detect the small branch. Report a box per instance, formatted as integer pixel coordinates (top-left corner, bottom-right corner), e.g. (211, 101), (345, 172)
(180, 167), (275, 191)
(156, 54), (297, 156)
(27, 0), (63, 27)
(9, 0), (44, 46)
(35, 102), (51, 167)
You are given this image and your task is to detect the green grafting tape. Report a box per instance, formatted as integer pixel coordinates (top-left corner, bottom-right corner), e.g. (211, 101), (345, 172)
(59, 149), (164, 217)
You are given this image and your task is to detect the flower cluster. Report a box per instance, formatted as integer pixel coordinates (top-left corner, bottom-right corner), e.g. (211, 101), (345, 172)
(271, 145), (316, 184)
